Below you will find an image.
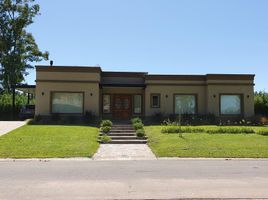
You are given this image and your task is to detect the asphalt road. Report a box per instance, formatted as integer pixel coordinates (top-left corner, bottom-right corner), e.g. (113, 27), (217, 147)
(0, 159), (268, 199)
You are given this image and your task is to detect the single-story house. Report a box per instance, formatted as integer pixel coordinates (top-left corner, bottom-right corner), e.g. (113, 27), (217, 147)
(35, 65), (255, 120)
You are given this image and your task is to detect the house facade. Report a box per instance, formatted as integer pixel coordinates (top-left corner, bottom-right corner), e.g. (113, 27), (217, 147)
(35, 65), (255, 119)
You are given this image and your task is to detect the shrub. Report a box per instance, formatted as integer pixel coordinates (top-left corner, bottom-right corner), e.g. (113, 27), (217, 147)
(100, 120), (113, 127)
(136, 129), (145, 137)
(100, 126), (111, 133)
(99, 135), (111, 143)
(133, 122), (144, 130)
(256, 130), (268, 136)
(255, 91), (268, 116)
(131, 117), (142, 124)
(51, 113), (61, 122)
(206, 127), (255, 134)
(84, 111), (99, 124)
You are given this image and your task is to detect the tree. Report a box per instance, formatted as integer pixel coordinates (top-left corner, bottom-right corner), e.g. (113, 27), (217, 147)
(0, 0), (48, 118)
(0, 0), (49, 93)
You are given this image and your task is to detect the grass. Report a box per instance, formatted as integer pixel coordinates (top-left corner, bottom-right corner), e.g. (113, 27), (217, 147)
(145, 125), (268, 158)
(0, 125), (99, 158)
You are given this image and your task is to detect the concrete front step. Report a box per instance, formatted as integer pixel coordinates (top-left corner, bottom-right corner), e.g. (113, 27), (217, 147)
(100, 133), (136, 136)
(109, 136), (147, 140)
(109, 139), (147, 144)
(110, 130), (135, 133)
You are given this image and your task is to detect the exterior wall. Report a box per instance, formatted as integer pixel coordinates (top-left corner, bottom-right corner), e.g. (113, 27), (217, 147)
(35, 66), (255, 119)
(144, 84), (207, 116)
(35, 67), (101, 116)
(206, 84), (255, 117)
(35, 82), (100, 116)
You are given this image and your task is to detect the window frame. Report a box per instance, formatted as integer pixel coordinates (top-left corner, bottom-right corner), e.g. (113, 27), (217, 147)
(173, 93), (198, 115)
(50, 91), (84, 114)
(219, 93), (243, 116)
(150, 93), (161, 108)
(133, 94), (143, 114)
(102, 94), (111, 114)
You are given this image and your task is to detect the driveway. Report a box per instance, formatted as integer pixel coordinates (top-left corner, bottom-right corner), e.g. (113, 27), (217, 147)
(0, 159), (268, 199)
(0, 121), (26, 137)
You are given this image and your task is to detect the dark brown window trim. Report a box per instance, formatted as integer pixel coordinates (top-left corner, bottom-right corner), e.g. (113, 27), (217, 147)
(50, 91), (85, 115)
(173, 93), (198, 115)
(219, 93), (244, 116)
(150, 93), (161, 108)
(102, 94), (111, 114)
(133, 94), (143, 114)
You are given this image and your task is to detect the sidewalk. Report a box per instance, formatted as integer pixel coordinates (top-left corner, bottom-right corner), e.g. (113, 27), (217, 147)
(0, 121), (26, 137)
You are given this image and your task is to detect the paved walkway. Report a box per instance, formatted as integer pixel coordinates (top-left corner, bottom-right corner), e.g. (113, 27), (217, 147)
(93, 144), (156, 160)
(0, 121), (26, 137)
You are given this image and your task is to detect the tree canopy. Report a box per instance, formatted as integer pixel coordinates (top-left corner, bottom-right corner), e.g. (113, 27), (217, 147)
(0, 0), (49, 92)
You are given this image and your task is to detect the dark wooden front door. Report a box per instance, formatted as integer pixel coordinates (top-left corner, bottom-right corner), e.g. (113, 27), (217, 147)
(113, 95), (132, 120)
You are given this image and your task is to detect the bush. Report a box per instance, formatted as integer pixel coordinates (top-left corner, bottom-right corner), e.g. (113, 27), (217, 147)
(256, 130), (268, 136)
(100, 126), (111, 133)
(136, 129), (145, 137)
(255, 91), (268, 116)
(133, 122), (144, 130)
(161, 126), (256, 134)
(131, 117), (142, 124)
(99, 135), (111, 143)
(100, 120), (113, 127)
(206, 127), (255, 134)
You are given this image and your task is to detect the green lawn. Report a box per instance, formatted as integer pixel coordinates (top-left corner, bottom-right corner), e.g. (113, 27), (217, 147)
(145, 126), (268, 158)
(0, 125), (99, 158)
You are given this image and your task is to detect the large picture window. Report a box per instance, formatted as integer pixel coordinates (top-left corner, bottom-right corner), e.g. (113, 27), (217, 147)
(51, 92), (83, 114)
(220, 94), (242, 115)
(134, 95), (142, 114)
(103, 94), (111, 113)
(174, 94), (196, 114)
(151, 94), (160, 108)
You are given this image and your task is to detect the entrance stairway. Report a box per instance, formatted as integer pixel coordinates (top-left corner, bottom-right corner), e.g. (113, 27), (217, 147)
(100, 123), (147, 144)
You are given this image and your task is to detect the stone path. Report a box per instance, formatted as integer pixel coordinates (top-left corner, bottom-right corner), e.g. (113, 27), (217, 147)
(93, 144), (156, 160)
(0, 121), (26, 137)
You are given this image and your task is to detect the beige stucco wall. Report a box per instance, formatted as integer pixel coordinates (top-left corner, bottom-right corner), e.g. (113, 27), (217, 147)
(35, 82), (100, 116)
(145, 80), (254, 118)
(206, 84), (255, 117)
(145, 84), (207, 116)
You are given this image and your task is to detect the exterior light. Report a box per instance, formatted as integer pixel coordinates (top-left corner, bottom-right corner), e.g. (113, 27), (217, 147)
(41, 92), (44, 96)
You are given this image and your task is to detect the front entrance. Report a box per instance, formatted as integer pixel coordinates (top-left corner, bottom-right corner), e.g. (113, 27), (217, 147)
(112, 95), (132, 120)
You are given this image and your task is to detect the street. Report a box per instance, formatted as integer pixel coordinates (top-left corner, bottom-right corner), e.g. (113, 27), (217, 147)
(0, 159), (268, 199)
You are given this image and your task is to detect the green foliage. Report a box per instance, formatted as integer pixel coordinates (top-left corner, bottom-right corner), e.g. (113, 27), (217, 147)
(255, 91), (268, 116)
(136, 129), (145, 137)
(99, 135), (111, 143)
(133, 122), (144, 130)
(100, 126), (111, 133)
(0, 92), (28, 120)
(0, 0), (49, 92)
(161, 126), (256, 134)
(100, 120), (113, 127)
(131, 117), (142, 124)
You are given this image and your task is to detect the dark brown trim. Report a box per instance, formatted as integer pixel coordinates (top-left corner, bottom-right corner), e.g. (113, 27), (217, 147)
(145, 74), (255, 81)
(100, 83), (146, 88)
(219, 93), (244, 117)
(36, 80), (99, 83)
(173, 94), (198, 115)
(146, 75), (206, 81)
(146, 83), (254, 86)
(50, 91), (85, 115)
(102, 94), (111, 114)
(102, 72), (147, 78)
(36, 66), (101, 73)
(150, 93), (161, 108)
(207, 74), (255, 80)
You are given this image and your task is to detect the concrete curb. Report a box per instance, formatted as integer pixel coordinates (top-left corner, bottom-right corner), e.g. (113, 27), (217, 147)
(1, 157), (268, 162)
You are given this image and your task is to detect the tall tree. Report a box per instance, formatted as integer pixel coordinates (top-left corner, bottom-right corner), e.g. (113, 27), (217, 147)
(0, 0), (49, 93)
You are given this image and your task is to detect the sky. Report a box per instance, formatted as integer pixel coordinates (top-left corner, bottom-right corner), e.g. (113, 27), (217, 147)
(26, 0), (268, 91)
